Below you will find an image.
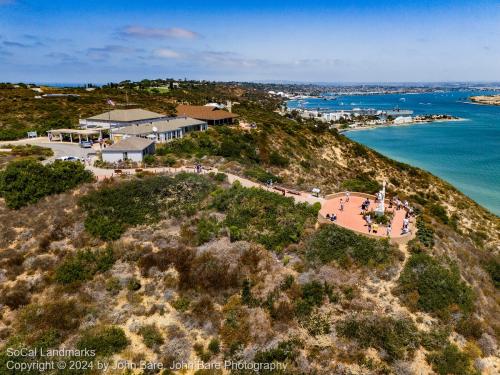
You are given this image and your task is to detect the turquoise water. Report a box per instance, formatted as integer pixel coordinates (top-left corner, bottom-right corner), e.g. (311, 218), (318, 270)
(288, 91), (500, 215)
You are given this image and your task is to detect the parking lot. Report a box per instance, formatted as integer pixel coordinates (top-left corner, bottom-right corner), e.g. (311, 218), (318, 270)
(0, 137), (97, 164)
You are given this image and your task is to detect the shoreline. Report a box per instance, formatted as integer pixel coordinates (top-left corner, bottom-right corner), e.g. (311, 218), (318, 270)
(339, 117), (465, 133)
(469, 95), (500, 106)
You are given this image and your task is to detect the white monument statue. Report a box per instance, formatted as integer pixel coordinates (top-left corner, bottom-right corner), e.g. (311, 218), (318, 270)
(375, 180), (386, 216)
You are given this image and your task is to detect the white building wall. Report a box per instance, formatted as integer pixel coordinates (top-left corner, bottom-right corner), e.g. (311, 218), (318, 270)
(102, 151), (144, 163)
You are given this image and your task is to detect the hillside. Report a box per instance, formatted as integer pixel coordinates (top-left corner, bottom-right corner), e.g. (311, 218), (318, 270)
(0, 82), (499, 374)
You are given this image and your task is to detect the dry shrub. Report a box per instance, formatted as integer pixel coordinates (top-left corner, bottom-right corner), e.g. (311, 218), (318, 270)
(0, 250), (25, 279)
(189, 295), (222, 332)
(0, 282), (30, 310)
(189, 252), (240, 291)
(17, 299), (86, 342)
(160, 324), (192, 367)
(220, 296), (250, 350)
(246, 307), (273, 345)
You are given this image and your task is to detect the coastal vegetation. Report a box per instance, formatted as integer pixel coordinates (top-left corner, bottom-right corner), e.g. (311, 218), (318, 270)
(396, 252), (475, 317)
(305, 224), (399, 268)
(79, 173), (213, 240)
(211, 182), (319, 251)
(0, 159), (93, 208)
(0, 81), (498, 374)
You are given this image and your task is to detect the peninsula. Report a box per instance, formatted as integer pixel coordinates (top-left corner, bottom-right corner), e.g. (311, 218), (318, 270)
(470, 94), (500, 106)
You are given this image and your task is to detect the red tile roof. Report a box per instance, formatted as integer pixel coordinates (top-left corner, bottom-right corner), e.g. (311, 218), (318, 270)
(176, 105), (238, 121)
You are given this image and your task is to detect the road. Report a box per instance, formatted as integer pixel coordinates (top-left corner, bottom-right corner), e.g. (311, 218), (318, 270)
(0, 137), (95, 164)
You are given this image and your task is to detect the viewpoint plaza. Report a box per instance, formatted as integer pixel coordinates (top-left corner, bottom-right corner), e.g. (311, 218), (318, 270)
(47, 104), (238, 163)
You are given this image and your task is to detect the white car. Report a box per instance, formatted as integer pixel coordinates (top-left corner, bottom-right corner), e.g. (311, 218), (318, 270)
(55, 156), (82, 162)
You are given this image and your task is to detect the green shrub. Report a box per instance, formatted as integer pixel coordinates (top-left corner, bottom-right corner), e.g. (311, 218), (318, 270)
(160, 155), (177, 167)
(397, 253), (474, 316)
(302, 311), (331, 336)
(196, 215), (220, 245)
(426, 344), (478, 375)
(127, 277), (141, 291)
(79, 173), (213, 240)
(244, 167), (282, 184)
(0, 159), (93, 209)
(341, 177), (380, 194)
(483, 257), (500, 289)
(211, 172), (227, 182)
(139, 324), (164, 349)
(429, 204), (449, 224)
(171, 296), (190, 312)
(143, 154), (156, 166)
(415, 217), (435, 248)
(254, 339), (300, 365)
(305, 224), (398, 268)
(105, 277), (122, 295)
(420, 326), (451, 351)
(208, 338), (220, 354)
(76, 326), (128, 356)
(9, 144), (54, 158)
(212, 184), (318, 250)
(54, 247), (114, 284)
(337, 315), (420, 362)
(269, 151), (289, 167)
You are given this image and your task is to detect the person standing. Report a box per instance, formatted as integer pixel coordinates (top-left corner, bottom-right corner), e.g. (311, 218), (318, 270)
(345, 191), (350, 202)
(339, 198), (344, 211)
(386, 223), (392, 237)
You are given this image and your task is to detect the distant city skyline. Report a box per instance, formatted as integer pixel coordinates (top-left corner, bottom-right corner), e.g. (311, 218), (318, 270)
(1, 0), (499, 83)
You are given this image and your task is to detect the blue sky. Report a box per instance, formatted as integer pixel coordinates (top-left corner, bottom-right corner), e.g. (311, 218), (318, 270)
(0, 0), (499, 83)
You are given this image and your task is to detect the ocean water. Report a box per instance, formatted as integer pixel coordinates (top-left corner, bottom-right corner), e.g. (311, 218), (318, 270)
(288, 91), (500, 215)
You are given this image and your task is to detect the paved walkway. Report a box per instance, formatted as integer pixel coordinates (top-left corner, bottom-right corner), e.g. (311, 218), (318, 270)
(320, 194), (412, 240)
(89, 163), (324, 206)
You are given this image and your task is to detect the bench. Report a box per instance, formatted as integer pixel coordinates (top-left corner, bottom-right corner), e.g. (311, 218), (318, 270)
(135, 168), (143, 173)
(273, 186), (286, 193)
(286, 189), (301, 196)
(114, 169), (122, 174)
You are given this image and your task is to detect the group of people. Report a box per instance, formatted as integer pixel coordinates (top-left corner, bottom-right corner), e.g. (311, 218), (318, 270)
(325, 191), (416, 238)
(363, 213), (392, 236)
(360, 198), (371, 214)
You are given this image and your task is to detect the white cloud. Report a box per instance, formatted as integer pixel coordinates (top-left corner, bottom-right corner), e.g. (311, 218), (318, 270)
(152, 48), (182, 59)
(122, 26), (198, 39)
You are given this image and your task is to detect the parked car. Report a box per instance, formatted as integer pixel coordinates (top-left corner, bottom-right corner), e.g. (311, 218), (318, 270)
(55, 156), (82, 162)
(80, 140), (93, 148)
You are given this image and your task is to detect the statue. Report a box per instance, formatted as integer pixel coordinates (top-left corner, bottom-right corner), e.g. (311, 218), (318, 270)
(375, 180), (386, 216)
